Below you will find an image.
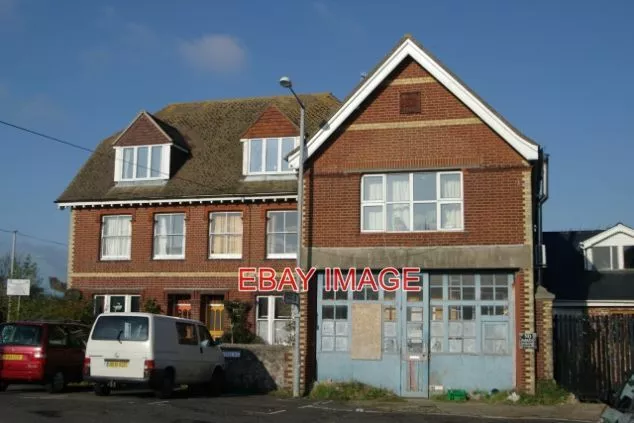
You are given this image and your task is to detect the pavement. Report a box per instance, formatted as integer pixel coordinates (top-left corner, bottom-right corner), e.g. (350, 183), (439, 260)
(0, 384), (607, 423)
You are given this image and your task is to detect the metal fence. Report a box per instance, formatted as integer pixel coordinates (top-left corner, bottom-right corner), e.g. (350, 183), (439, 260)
(554, 314), (634, 401)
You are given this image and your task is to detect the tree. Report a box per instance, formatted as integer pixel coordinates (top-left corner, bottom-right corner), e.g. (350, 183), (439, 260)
(221, 300), (264, 344)
(0, 253), (45, 297)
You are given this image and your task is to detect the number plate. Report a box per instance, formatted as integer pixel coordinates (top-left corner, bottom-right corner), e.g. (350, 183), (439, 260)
(105, 360), (129, 368)
(1, 354), (24, 361)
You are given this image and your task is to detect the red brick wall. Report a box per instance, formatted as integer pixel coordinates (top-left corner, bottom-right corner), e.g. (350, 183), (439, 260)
(73, 202), (296, 274)
(241, 105), (298, 139)
(114, 113), (171, 147)
(304, 57), (531, 249)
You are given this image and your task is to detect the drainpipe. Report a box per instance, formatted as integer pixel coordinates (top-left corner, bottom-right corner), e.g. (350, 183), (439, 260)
(536, 147), (549, 286)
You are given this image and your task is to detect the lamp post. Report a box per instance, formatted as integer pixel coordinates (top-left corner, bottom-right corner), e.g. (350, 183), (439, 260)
(279, 76), (304, 398)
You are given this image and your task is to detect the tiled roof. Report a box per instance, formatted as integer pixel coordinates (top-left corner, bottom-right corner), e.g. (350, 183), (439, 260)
(56, 93), (341, 203)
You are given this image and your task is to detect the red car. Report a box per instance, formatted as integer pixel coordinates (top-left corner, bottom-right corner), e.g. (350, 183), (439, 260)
(0, 320), (90, 393)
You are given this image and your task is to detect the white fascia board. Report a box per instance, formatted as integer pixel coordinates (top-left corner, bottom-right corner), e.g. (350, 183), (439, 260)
(579, 223), (634, 249)
(56, 195), (298, 209)
(554, 300), (634, 308)
(289, 39), (539, 168)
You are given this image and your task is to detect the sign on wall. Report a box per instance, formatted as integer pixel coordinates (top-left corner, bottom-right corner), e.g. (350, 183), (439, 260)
(6, 279), (30, 296)
(519, 332), (538, 350)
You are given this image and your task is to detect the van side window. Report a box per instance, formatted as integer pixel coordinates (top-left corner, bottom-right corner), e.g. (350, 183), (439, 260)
(198, 325), (213, 347)
(48, 325), (68, 347)
(176, 322), (198, 346)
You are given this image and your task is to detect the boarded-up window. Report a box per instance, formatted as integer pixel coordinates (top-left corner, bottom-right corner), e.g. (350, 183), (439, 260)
(400, 91), (421, 114)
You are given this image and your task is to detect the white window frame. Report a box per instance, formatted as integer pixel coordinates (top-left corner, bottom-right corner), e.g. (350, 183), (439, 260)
(360, 171), (464, 233)
(100, 215), (132, 261)
(243, 137), (299, 176)
(585, 245), (634, 271)
(266, 210), (298, 259)
(94, 294), (141, 315)
(209, 212), (243, 259)
(153, 213), (186, 260)
(117, 145), (167, 181)
(256, 295), (293, 345)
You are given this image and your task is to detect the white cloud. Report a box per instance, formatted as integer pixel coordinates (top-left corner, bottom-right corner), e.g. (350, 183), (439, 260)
(179, 34), (247, 73)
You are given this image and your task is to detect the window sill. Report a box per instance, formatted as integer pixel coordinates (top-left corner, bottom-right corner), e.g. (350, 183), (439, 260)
(100, 257), (131, 261)
(266, 254), (297, 260)
(153, 255), (186, 261)
(209, 254), (242, 260)
(360, 228), (465, 234)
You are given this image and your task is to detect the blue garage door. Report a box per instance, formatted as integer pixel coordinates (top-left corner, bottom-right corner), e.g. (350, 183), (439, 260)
(315, 271), (516, 397)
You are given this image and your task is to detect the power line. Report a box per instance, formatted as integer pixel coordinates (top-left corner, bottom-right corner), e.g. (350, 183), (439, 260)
(0, 228), (67, 247)
(0, 118), (211, 190)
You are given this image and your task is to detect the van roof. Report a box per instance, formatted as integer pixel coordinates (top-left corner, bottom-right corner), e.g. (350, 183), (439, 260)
(94, 312), (204, 325)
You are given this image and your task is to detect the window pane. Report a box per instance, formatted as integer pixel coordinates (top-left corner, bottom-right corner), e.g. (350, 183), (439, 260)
(281, 138), (295, 171)
(430, 274), (443, 299)
(136, 147), (149, 178)
(268, 234), (285, 255)
(463, 306), (475, 320)
(91, 316), (149, 342)
(413, 203), (436, 230)
(267, 212), (285, 232)
(335, 306), (348, 320)
(592, 246), (611, 270)
(440, 173), (461, 199)
(172, 215), (185, 235)
(625, 246), (634, 269)
(322, 305), (334, 320)
(249, 139), (263, 173)
(386, 174), (410, 202)
(285, 233), (298, 254)
(387, 204), (410, 231)
(130, 296), (140, 312)
(257, 297), (269, 318)
(321, 336), (334, 351)
(612, 246), (619, 269)
(257, 321), (269, 342)
(285, 212), (298, 232)
(363, 206), (383, 231)
(322, 288), (334, 300)
(431, 306), (443, 321)
(150, 146), (162, 177)
(275, 297), (292, 318)
(363, 176), (383, 201)
(413, 173), (436, 201)
(122, 148), (134, 179)
(440, 203), (462, 229)
(109, 296), (126, 313)
(265, 138), (279, 172)
(481, 286), (494, 300)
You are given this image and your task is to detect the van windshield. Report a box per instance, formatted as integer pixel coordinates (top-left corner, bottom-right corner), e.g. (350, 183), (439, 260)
(0, 324), (43, 346)
(91, 316), (149, 342)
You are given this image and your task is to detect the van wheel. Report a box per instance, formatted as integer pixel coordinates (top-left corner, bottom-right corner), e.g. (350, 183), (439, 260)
(45, 371), (66, 394)
(154, 370), (174, 399)
(207, 369), (224, 397)
(94, 383), (111, 396)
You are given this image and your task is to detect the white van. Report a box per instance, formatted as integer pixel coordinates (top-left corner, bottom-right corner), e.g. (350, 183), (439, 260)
(83, 312), (225, 398)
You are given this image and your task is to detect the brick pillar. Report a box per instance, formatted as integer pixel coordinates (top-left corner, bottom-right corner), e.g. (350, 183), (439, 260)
(535, 285), (555, 381)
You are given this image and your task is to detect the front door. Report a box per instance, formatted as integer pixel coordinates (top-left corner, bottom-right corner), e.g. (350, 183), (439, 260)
(400, 273), (429, 397)
(207, 303), (224, 339)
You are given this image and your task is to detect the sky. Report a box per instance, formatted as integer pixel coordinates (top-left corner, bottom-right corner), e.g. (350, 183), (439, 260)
(0, 0), (632, 280)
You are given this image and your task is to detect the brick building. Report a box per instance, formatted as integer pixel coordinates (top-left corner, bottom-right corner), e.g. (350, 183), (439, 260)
(55, 94), (341, 342)
(57, 35), (549, 396)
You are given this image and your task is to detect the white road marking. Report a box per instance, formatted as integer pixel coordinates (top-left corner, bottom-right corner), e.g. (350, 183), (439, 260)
(267, 409), (286, 415)
(147, 400), (169, 406)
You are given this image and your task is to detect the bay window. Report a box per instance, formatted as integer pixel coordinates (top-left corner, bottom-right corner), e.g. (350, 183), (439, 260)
(361, 171), (463, 232)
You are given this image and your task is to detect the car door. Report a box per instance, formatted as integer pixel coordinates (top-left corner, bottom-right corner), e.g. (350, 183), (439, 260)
(175, 322), (199, 383)
(46, 325), (71, 379)
(64, 325), (89, 382)
(197, 325), (218, 381)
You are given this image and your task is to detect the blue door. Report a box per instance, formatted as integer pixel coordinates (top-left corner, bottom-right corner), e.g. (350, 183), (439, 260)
(400, 273), (430, 397)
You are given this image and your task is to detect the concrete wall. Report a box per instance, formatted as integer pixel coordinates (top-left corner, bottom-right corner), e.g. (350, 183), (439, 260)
(221, 344), (292, 393)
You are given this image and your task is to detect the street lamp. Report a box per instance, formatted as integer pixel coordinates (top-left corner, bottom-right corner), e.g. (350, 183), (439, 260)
(279, 76), (304, 398)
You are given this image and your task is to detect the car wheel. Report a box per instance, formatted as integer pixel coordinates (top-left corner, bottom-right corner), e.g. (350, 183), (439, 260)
(45, 371), (66, 394)
(0, 381), (8, 392)
(207, 369), (224, 397)
(154, 370), (174, 399)
(94, 383), (111, 396)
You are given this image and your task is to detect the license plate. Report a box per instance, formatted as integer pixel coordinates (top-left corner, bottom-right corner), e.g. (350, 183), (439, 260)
(105, 360), (129, 368)
(1, 354), (23, 361)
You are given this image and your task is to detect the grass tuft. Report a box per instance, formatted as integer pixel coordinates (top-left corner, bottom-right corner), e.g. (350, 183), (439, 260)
(309, 380), (403, 402)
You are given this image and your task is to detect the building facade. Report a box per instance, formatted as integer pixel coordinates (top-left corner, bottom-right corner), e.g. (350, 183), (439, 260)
(286, 36), (548, 396)
(57, 35), (548, 396)
(56, 95), (341, 344)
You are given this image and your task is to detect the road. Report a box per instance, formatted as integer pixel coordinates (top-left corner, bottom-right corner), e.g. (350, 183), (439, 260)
(0, 385), (592, 423)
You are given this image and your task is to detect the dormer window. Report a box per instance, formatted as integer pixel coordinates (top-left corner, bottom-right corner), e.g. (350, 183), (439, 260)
(581, 223), (634, 271)
(243, 137), (298, 175)
(114, 144), (170, 182)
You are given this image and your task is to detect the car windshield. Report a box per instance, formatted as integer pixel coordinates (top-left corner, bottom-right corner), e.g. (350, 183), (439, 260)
(0, 324), (43, 346)
(91, 316), (149, 342)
